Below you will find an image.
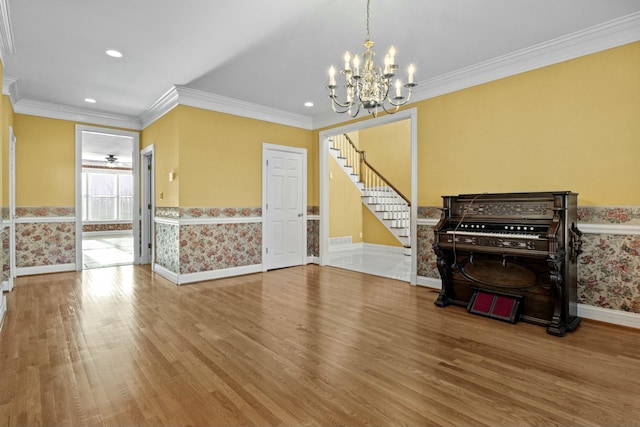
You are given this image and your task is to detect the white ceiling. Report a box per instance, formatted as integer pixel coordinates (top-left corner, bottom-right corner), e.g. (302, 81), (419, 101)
(2, 0), (640, 129)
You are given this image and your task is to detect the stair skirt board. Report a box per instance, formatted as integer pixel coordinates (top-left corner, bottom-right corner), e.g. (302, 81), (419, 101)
(329, 242), (408, 255)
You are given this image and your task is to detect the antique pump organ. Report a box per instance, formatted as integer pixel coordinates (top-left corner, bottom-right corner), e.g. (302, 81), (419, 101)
(432, 191), (583, 336)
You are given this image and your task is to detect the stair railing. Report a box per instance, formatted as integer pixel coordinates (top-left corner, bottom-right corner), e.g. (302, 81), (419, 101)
(340, 134), (411, 207)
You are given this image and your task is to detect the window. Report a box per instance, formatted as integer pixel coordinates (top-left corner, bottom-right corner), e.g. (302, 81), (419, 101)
(82, 169), (134, 221)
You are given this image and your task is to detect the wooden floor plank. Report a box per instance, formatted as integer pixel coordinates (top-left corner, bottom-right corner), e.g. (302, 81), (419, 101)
(1, 264), (639, 426)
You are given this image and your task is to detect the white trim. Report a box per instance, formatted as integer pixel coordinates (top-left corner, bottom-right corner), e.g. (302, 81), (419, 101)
(176, 86), (313, 130)
(417, 218), (440, 226)
(0, 295), (5, 333)
(154, 216), (261, 226)
(1, 280), (9, 292)
(1, 220), (8, 229)
(139, 87), (180, 128)
(140, 144), (155, 265)
(577, 304), (640, 330)
(15, 216), (74, 223)
(14, 99), (141, 130)
(180, 216), (262, 225)
(362, 242), (406, 255)
(153, 262), (263, 286)
(417, 276), (442, 289)
(307, 256), (319, 264)
(154, 216), (179, 226)
(16, 263), (76, 277)
(319, 109), (418, 285)
(153, 263), (178, 284)
(75, 125), (141, 270)
(177, 264), (263, 285)
(307, 214), (320, 221)
(579, 223), (640, 236)
(0, 0), (15, 62)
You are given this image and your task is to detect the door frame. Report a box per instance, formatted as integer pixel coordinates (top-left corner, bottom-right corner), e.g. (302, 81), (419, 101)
(74, 125), (141, 269)
(7, 126), (16, 291)
(261, 143), (308, 271)
(140, 144), (155, 265)
(318, 108), (418, 284)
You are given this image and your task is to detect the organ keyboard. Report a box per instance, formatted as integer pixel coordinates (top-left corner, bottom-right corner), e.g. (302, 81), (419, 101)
(433, 191), (583, 336)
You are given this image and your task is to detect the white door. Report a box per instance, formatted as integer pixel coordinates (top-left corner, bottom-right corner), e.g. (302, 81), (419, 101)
(263, 144), (307, 270)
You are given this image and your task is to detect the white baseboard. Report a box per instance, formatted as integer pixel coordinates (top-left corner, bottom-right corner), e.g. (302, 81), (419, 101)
(417, 276), (442, 289)
(416, 276), (639, 330)
(307, 256), (319, 264)
(577, 304), (640, 330)
(0, 295), (5, 333)
(153, 263), (179, 284)
(1, 280), (11, 292)
(328, 241), (363, 252)
(362, 243), (406, 254)
(153, 263), (263, 285)
(16, 263), (76, 277)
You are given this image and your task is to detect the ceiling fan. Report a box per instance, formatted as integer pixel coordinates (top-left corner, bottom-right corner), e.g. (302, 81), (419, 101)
(105, 154), (119, 167)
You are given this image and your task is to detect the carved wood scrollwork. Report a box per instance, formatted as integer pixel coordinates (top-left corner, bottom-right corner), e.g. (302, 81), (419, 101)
(569, 223), (583, 263)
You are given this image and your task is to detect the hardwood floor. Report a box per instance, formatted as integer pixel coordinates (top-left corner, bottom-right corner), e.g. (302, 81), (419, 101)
(1, 265), (639, 426)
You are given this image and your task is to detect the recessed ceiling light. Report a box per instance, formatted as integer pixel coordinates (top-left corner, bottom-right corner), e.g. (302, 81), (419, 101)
(105, 49), (123, 58)
(304, 102), (314, 107)
(84, 98), (97, 103)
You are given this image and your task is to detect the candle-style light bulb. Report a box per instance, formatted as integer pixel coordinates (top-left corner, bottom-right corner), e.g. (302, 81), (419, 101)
(353, 55), (361, 76)
(329, 66), (336, 86)
(395, 79), (402, 97)
(388, 46), (396, 66)
(344, 51), (351, 71)
(408, 64), (415, 84)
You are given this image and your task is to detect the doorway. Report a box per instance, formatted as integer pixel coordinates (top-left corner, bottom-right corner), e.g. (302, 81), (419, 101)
(319, 109), (418, 284)
(75, 125), (140, 269)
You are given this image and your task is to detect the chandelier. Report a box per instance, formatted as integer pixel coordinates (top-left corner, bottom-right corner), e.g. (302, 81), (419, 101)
(327, 0), (416, 117)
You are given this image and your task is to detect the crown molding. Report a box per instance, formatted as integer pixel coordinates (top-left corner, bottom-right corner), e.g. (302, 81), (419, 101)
(12, 98), (142, 130)
(2, 11), (639, 132)
(139, 86), (180, 128)
(2, 75), (18, 104)
(411, 12), (640, 105)
(313, 12), (640, 130)
(0, 0), (15, 65)
(174, 86), (313, 130)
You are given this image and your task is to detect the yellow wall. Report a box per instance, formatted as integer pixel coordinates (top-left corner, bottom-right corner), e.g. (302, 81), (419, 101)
(359, 119), (411, 198)
(141, 108), (181, 207)
(328, 155), (363, 241)
(418, 42), (640, 206)
(13, 114), (139, 207)
(14, 115), (76, 206)
(362, 207), (401, 247)
(174, 106), (313, 207)
(2, 96), (15, 207)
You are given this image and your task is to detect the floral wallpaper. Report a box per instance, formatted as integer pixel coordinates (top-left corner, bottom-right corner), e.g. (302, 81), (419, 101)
(578, 234), (640, 313)
(179, 223), (261, 274)
(578, 206), (640, 225)
(15, 222), (75, 268)
(82, 223), (132, 232)
(15, 206), (75, 218)
(417, 224), (439, 279)
(181, 206), (261, 218)
(2, 227), (9, 282)
(155, 222), (179, 274)
(307, 219), (319, 257)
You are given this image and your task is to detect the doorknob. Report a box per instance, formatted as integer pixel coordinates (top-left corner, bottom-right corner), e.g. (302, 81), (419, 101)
(298, 213), (303, 217)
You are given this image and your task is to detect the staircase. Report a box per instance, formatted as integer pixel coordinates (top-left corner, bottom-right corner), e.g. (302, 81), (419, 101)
(329, 134), (411, 249)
